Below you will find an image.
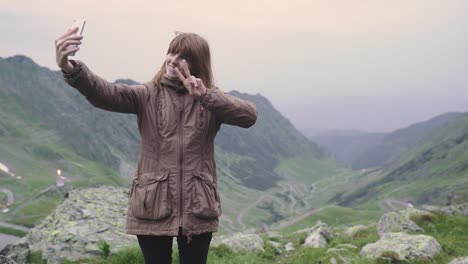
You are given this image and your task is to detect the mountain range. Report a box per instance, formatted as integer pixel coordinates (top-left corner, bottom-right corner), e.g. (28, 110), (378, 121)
(0, 54), (466, 235)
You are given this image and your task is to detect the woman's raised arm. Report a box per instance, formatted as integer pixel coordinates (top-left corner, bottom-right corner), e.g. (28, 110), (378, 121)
(55, 27), (148, 114)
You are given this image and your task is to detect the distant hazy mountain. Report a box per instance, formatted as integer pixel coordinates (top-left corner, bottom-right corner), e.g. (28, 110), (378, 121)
(312, 112), (463, 169)
(330, 112), (468, 207)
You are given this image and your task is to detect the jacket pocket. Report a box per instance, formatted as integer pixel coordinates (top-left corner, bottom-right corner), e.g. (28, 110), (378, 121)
(190, 171), (222, 219)
(130, 170), (172, 220)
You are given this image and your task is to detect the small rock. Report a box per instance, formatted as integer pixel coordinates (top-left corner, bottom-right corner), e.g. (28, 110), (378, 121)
(285, 242), (295, 252)
(301, 221), (333, 248)
(303, 232), (327, 248)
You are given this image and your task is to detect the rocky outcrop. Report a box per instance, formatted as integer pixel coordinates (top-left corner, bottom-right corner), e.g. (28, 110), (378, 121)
(0, 186), (138, 264)
(422, 203), (468, 216)
(377, 207), (434, 236)
(360, 232), (442, 261)
(211, 232), (264, 252)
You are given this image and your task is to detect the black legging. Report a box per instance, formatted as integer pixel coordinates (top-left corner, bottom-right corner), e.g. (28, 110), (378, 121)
(136, 227), (212, 264)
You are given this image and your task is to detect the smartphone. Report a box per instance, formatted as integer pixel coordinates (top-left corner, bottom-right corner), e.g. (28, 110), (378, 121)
(68, 18), (86, 56)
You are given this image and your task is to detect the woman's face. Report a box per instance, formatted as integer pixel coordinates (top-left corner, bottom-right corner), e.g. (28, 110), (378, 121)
(165, 52), (190, 80)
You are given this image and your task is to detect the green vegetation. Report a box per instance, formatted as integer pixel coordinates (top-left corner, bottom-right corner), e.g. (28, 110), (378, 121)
(98, 240), (111, 259)
(0, 226), (28, 237)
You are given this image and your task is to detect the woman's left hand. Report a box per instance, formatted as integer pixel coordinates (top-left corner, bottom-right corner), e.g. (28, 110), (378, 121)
(175, 60), (207, 100)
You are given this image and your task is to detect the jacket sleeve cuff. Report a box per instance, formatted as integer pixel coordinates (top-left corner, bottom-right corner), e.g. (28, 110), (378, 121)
(61, 60), (83, 82)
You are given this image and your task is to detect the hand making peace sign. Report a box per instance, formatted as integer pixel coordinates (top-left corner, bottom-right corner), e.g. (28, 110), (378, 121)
(174, 59), (208, 100)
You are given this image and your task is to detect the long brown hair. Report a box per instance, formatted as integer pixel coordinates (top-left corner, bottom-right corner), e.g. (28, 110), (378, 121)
(151, 32), (214, 90)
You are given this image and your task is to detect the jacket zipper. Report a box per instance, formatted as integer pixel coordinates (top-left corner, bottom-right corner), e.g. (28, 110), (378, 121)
(178, 95), (184, 229)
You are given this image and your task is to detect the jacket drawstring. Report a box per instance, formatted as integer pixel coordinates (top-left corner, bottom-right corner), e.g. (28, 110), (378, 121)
(186, 231), (193, 245)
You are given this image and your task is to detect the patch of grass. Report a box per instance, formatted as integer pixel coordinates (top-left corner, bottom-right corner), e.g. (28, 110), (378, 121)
(9, 196), (61, 226)
(0, 226), (28, 237)
(98, 240), (111, 259)
(283, 247), (330, 264)
(207, 243), (275, 264)
(28, 251), (47, 264)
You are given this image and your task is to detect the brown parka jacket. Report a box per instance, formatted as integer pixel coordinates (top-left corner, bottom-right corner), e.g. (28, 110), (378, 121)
(61, 59), (258, 243)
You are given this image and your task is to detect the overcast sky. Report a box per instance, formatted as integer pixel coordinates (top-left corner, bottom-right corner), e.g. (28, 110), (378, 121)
(1, 0), (467, 135)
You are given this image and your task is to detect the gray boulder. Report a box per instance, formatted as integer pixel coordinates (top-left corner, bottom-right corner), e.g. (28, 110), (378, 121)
(0, 186), (138, 264)
(211, 232), (264, 252)
(360, 232), (442, 261)
(301, 221), (333, 248)
(303, 232), (327, 248)
(377, 207), (434, 236)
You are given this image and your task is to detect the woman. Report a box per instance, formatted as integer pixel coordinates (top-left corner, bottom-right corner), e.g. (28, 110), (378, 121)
(55, 27), (257, 264)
